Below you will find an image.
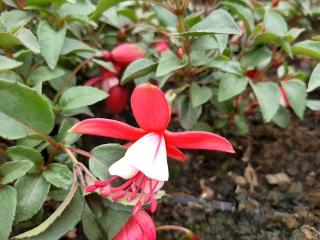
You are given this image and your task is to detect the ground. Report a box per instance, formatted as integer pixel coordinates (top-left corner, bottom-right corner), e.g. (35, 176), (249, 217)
(157, 111), (320, 240)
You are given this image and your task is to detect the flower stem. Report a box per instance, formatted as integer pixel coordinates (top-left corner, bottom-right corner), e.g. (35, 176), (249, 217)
(52, 54), (97, 104)
(157, 225), (196, 239)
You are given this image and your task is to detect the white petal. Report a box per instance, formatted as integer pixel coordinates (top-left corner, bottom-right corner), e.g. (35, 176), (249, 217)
(143, 180), (164, 193)
(109, 158), (139, 179)
(122, 133), (168, 181)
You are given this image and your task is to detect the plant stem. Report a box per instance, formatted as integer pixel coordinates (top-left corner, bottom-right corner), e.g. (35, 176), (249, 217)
(52, 54), (97, 104)
(157, 225), (195, 239)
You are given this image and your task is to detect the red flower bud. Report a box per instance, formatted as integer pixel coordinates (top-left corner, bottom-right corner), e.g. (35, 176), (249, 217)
(177, 48), (184, 59)
(245, 69), (258, 79)
(100, 77), (119, 93)
(154, 39), (170, 53)
(272, 0), (280, 7)
(109, 43), (144, 66)
(262, 25), (266, 33)
(105, 86), (129, 114)
(114, 211), (156, 240)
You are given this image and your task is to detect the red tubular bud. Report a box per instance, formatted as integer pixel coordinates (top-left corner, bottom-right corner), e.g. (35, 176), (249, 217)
(105, 86), (129, 114)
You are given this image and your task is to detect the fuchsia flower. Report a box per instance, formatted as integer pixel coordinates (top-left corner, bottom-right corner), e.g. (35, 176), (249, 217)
(103, 43), (145, 66)
(105, 86), (129, 114)
(113, 211), (156, 240)
(154, 39), (169, 53)
(70, 83), (234, 214)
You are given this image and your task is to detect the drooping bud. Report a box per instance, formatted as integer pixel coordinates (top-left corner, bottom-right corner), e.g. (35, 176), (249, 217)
(105, 86), (129, 114)
(177, 48), (184, 59)
(154, 39), (170, 53)
(109, 44), (144, 66)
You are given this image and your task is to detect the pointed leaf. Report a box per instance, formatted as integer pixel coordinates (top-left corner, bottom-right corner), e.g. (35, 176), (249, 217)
(218, 74), (248, 102)
(251, 82), (280, 122)
(38, 21), (66, 69)
(0, 55), (22, 71)
(293, 40), (320, 59)
(7, 145), (44, 173)
(156, 51), (186, 77)
(58, 86), (108, 110)
(15, 174), (51, 223)
(43, 163), (72, 190)
(190, 83), (212, 107)
(0, 185), (17, 240)
(307, 63), (320, 92)
(0, 160), (33, 184)
(175, 9), (241, 36)
(282, 80), (306, 119)
(89, 144), (126, 180)
(121, 58), (157, 84)
(0, 80), (54, 138)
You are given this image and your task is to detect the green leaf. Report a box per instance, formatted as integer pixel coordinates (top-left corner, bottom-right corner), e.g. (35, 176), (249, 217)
(306, 100), (320, 111)
(156, 51), (186, 77)
(17, 189), (84, 240)
(241, 46), (272, 70)
(234, 114), (249, 136)
(282, 80), (306, 119)
(153, 6), (178, 27)
(38, 21), (66, 69)
(0, 185), (17, 240)
(0, 160), (33, 184)
(58, 86), (108, 110)
(29, 66), (65, 86)
(90, 144), (126, 180)
(12, 182), (81, 240)
(0, 10), (32, 32)
(61, 37), (95, 55)
(0, 112), (34, 140)
(175, 9), (241, 36)
(121, 58), (157, 84)
(0, 32), (22, 50)
(15, 174), (51, 223)
(272, 106), (291, 129)
(307, 63), (320, 92)
(206, 57), (242, 75)
(255, 33), (292, 58)
(55, 118), (81, 145)
(264, 11), (288, 36)
(251, 82), (280, 122)
(0, 55), (22, 71)
(97, 206), (131, 240)
(0, 80), (54, 138)
(90, 0), (125, 21)
(190, 83), (212, 107)
(221, 1), (254, 33)
(293, 40), (320, 59)
(0, 70), (22, 82)
(218, 74), (248, 102)
(16, 28), (40, 53)
(7, 145), (44, 173)
(82, 205), (105, 240)
(43, 163), (72, 190)
(178, 95), (202, 130)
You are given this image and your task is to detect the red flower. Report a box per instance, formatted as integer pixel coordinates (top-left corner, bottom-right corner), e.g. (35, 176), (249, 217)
(106, 86), (129, 114)
(103, 44), (145, 66)
(70, 83), (234, 213)
(154, 39), (169, 53)
(114, 211), (156, 240)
